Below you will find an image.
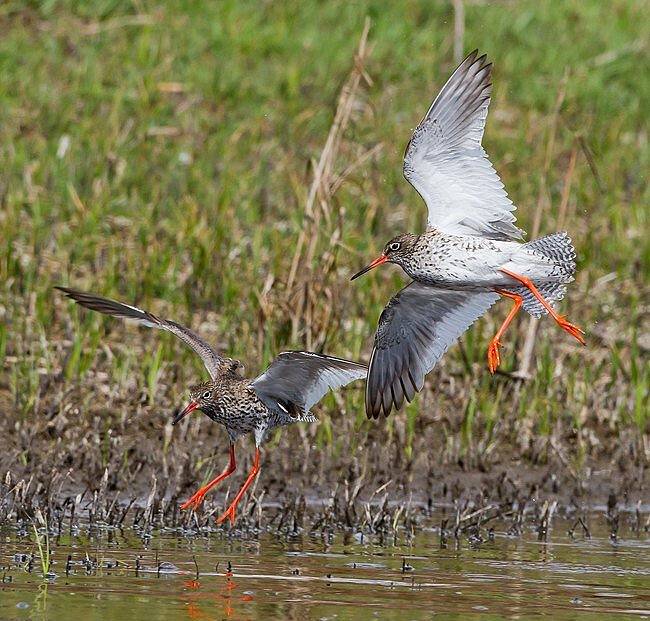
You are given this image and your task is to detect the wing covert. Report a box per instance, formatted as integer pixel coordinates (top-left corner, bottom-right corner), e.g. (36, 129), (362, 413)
(250, 351), (366, 417)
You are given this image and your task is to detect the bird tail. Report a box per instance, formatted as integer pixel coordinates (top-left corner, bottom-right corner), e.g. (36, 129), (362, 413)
(524, 231), (577, 279)
(517, 232), (577, 317)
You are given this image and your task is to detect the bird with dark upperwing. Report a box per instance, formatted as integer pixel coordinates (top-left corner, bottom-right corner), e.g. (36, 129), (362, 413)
(56, 286), (366, 525)
(351, 50), (585, 419)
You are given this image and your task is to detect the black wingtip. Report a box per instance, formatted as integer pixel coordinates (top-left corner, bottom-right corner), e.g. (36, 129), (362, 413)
(55, 285), (91, 304)
(365, 394), (376, 419)
(365, 396), (395, 420)
(55, 285), (79, 301)
(462, 50), (492, 75)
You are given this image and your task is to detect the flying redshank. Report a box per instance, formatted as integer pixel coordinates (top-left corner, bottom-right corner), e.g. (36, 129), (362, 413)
(56, 286), (366, 524)
(351, 50), (585, 419)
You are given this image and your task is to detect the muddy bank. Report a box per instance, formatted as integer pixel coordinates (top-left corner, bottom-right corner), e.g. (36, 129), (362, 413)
(1, 320), (647, 534)
(1, 458), (647, 540)
(1, 382), (648, 535)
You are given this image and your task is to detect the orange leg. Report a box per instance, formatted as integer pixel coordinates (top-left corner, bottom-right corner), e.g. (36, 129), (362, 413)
(488, 289), (523, 373)
(181, 443), (236, 511)
(500, 268), (586, 345)
(216, 447), (261, 526)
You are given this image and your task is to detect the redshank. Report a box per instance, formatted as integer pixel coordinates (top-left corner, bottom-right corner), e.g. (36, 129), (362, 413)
(56, 286), (366, 524)
(351, 50), (585, 419)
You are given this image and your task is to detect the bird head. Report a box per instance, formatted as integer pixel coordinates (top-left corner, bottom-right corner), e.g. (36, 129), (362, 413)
(172, 381), (216, 425)
(351, 233), (419, 280)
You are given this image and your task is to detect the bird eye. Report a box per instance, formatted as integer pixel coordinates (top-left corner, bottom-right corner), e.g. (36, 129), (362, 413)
(202, 391), (211, 399)
(389, 242), (401, 251)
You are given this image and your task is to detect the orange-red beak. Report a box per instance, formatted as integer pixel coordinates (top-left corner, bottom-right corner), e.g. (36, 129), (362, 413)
(350, 254), (388, 281)
(172, 400), (199, 425)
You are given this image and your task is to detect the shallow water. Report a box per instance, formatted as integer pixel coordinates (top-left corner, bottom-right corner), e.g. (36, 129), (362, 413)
(1, 511), (649, 620)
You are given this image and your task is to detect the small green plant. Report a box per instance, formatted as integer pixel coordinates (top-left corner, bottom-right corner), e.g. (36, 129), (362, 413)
(32, 510), (51, 578)
(404, 401), (418, 461)
(145, 342), (165, 404)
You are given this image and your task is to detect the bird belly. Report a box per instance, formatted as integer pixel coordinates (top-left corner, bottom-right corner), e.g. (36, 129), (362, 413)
(211, 394), (304, 444)
(405, 239), (518, 288)
(500, 246), (570, 283)
(210, 396), (266, 439)
(404, 236), (568, 290)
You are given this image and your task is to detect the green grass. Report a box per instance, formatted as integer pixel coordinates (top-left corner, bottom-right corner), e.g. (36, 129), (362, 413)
(0, 1), (648, 495)
(31, 512), (52, 577)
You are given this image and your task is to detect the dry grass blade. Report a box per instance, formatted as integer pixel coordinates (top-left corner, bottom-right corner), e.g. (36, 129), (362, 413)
(286, 17), (373, 346)
(556, 144), (578, 231)
(453, 0), (465, 65)
(79, 14), (157, 36)
(514, 68), (569, 380)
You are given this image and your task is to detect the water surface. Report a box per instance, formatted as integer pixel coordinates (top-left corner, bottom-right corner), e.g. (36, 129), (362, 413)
(1, 510), (649, 620)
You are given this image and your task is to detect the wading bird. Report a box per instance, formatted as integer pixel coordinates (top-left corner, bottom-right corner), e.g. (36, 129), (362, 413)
(56, 287), (365, 524)
(351, 50), (585, 419)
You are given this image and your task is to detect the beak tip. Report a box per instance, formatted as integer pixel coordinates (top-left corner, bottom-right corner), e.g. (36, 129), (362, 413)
(172, 401), (198, 426)
(350, 254), (387, 281)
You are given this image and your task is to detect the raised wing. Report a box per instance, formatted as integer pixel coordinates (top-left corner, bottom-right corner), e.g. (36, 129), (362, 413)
(403, 49), (524, 240)
(366, 282), (499, 419)
(56, 287), (241, 380)
(250, 351), (366, 417)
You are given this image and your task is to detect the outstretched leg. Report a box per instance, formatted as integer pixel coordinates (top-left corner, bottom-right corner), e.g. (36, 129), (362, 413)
(181, 443), (237, 511)
(500, 268), (586, 345)
(216, 447), (261, 526)
(488, 289), (523, 373)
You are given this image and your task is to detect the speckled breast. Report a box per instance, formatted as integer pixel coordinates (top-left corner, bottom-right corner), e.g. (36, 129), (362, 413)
(402, 233), (504, 286)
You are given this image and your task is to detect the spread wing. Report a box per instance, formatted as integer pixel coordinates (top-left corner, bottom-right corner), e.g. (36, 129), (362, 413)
(250, 351), (366, 417)
(366, 282), (499, 419)
(56, 287), (240, 380)
(403, 49), (524, 241)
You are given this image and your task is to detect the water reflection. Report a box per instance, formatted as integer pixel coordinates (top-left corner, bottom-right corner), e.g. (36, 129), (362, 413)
(182, 573), (254, 620)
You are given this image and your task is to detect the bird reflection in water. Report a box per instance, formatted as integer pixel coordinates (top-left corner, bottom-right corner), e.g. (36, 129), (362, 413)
(183, 567), (254, 620)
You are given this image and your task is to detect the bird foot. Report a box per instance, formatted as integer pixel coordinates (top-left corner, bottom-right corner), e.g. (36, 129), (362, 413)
(180, 492), (205, 511)
(216, 505), (237, 526)
(557, 316), (586, 345)
(487, 339), (501, 374)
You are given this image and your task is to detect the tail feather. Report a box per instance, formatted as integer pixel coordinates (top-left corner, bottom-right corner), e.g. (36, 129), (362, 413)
(518, 232), (576, 317)
(524, 231), (576, 279)
(514, 282), (568, 318)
